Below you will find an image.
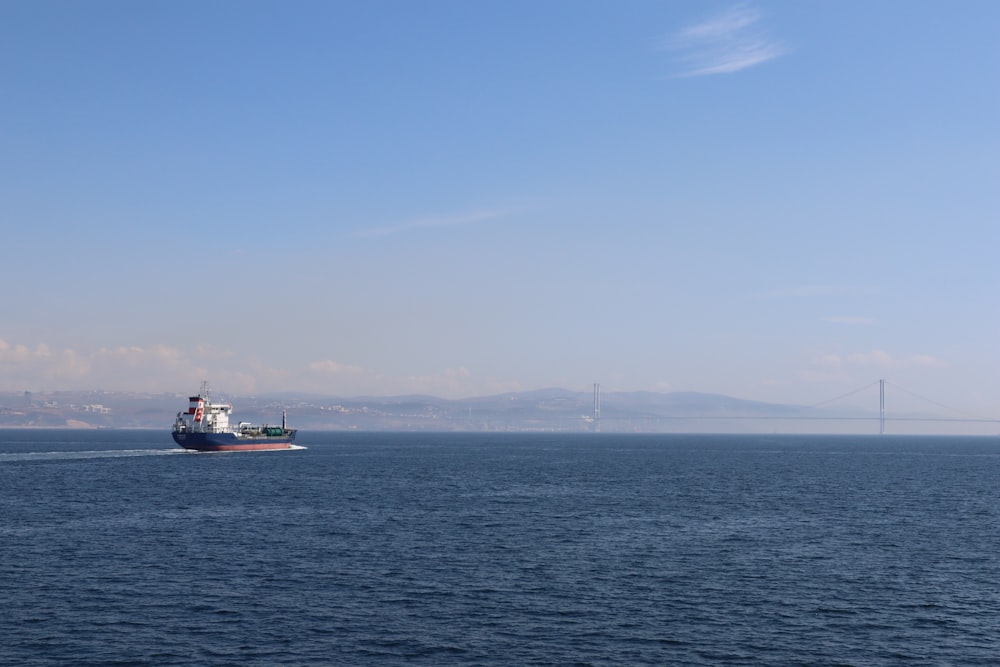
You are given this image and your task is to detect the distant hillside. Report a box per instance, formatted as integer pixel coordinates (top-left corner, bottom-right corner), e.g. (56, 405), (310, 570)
(0, 388), (887, 433)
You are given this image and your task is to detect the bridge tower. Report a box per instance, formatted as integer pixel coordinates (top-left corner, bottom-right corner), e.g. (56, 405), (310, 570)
(593, 383), (601, 433)
(879, 379), (885, 435)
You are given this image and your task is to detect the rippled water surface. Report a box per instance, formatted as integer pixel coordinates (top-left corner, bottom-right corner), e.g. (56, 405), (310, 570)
(2, 430), (999, 665)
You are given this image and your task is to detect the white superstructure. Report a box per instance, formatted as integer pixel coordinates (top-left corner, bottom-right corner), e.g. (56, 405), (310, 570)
(173, 382), (233, 434)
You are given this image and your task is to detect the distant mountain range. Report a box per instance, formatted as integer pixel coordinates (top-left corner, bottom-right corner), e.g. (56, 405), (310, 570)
(0, 387), (891, 434)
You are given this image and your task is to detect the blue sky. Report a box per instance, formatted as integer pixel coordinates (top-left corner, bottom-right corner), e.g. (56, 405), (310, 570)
(2, 1), (999, 416)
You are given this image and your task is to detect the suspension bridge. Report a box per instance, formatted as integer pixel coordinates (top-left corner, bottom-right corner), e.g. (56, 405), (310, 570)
(587, 380), (1000, 435)
(806, 379), (1000, 434)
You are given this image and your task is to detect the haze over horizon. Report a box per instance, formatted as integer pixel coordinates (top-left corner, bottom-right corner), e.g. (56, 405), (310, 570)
(3, 2), (999, 420)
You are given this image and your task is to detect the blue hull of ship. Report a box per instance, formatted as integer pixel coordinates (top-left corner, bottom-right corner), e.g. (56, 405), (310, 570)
(172, 431), (296, 451)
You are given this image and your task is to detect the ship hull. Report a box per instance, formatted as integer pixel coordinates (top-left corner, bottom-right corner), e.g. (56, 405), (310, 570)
(172, 431), (296, 452)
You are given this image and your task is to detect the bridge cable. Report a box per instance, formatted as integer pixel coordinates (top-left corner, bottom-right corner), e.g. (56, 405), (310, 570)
(883, 380), (994, 421)
(808, 381), (880, 409)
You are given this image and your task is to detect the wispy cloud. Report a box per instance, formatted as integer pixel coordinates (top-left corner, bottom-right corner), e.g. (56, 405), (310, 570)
(823, 316), (875, 325)
(304, 363), (520, 399)
(398, 366), (474, 396)
(0, 336), (522, 398)
(356, 210), (504, 238)
(0, 339), (276, 393)
(760, 285), (875, 300)
(813, 354), (845, 369)
(308, 359), (365, 375)
(662, 4), (788, 77)
(0, 340), (169, 390)
(814, 349), (947, 369)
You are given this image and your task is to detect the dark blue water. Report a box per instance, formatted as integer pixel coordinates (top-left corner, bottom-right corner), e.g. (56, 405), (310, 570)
(2, 430), (999, 665)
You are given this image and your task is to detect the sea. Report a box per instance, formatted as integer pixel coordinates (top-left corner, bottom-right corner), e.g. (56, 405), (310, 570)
(1, 430), (998, 666)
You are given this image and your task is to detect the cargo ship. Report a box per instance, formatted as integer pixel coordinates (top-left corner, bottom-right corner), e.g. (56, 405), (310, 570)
(172, 383), (296, 451)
